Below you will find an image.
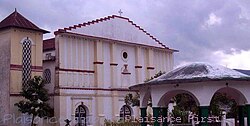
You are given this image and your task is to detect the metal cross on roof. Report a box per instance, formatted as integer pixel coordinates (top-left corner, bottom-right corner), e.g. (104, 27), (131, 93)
(118, 9), (123, 16)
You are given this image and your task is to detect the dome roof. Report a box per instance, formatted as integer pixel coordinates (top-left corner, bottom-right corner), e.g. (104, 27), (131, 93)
(155, 63), (249, 81)
(131, 63), (250, 88)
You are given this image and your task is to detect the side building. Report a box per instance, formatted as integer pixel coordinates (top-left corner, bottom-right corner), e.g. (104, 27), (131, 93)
(43, 15), (177, 126)
(0, 10), (49, 125)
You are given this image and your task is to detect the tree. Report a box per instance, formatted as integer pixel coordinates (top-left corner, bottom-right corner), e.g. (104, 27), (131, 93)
(210, 92), (238, 122)
(144, 71), (166, 82)
(172, 93), (198, 123)
(15, 76), (54, 126)
(125, 71), (166, 107)
(124, 93), (140, 106)
(174, 94), (198, 113)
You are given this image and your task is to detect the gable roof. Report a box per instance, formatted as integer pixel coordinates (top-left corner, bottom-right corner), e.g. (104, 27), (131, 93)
(0, 9), (49, 33)
(55, 15), (173, 49)
(43, 38), (55, 52)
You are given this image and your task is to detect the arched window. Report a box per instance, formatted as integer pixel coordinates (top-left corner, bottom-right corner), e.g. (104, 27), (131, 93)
(22, 37), (32, 88)
(120, 105), (132, 120)
(43, 69), (51, 84)
(75, 105), (87, 126)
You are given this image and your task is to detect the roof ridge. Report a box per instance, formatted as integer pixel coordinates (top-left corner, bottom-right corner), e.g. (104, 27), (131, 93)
(56, 15), (167, 48)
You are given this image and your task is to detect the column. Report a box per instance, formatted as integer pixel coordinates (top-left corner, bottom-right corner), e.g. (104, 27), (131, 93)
(153, 107), (160, 126)
(162, 107), (168, 126)
(140, 107), (147, 126)
(94, 40), (104, 87)
(246, 105), (250, 126)
(110, 43), (119, 120)
(199, 106), (209, 126)
(221, 111), (226, 126)
(110, 42), (118, 88)
(93, 40), (104, 125)
(238, 105), (245, 126)
(135, 46), (142, 83)
(146, 48), (155, 78)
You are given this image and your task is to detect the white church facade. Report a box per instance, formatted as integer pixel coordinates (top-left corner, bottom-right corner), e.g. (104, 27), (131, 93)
(0, 10), (177, 126)
(44, 15), (177, 126)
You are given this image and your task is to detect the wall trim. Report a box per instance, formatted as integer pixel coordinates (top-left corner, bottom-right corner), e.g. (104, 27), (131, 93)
(10, 64), (43, 72)
(93, 61), (104, 64)
(135, 65), (142, 68)
(58, 87), (138, 92)
(147, 66), (155, 70)
(110, 63), (118, 66)
(56, 67), (95, 73)
(121, 72), (131, 75)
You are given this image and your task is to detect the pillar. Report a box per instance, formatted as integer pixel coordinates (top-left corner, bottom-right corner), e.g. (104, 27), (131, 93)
(221, 111), (226, 126)
(238, 105), (245, 126)
(246, 105), (250, 126)
(135, 46), (142, 83)
(162, 107), (168, 126)
(110, 43), (119, 120)
(153, 107), (160, 126)
(94, 40), (104, 125)
(140, 107), (147, 126)
(146, 48), (155, 78)
(199, 106), (209, 126)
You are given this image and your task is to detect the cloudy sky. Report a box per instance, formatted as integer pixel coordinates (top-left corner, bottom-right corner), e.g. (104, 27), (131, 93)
(1, 0), (250, 69)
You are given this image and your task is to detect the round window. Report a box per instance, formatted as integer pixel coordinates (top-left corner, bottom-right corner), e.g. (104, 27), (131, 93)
(121, 50), (128, 62)
(123, 52), (128, 59)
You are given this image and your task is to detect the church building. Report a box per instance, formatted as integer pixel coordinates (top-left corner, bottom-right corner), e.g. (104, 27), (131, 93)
(0, 10), (177, 126)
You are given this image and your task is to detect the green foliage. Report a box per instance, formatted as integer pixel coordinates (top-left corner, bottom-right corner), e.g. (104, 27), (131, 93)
(172, 106), (189, 123)
(124, 93), (140, 107)
(171, 93), (198, 123)
(174, 94), (198, 113)
(15, 76), (54, 125)
(210, 92), (237, 118)
(144, 71), (166, 82)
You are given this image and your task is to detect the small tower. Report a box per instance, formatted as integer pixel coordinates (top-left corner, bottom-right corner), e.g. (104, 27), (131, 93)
(0, 9), (49, 125)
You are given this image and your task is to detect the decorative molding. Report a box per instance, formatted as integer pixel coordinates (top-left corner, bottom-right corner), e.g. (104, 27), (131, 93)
(59, 87), (138, 92)
(135, 65), (142, 68)
(147, 66), (155, 70)
(10, 93), (55, 97)
(10, 64), (43, 72)
(121, 72), (131, 75)
(110, 63), (118, 66)
(10, 64), (43, 69)
(56, 67), (94, 73)
(55, 15), (168, 48)
(20, 37), (35, 45)
(93, 61), (104, 64)
(70, 97), (93, 100)
(55, 31), (178, 52)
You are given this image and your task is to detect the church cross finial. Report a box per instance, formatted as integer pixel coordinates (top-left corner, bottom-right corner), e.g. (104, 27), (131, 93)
(118, 9), (123, 16)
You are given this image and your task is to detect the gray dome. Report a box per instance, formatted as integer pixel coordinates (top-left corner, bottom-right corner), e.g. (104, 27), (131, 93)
(149, 62), (250, 84)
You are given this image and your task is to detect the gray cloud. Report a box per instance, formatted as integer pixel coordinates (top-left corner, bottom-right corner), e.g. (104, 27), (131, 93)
(0, 0), (249, 68)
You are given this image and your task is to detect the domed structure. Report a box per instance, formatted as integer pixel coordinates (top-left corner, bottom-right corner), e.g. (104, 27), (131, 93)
(129, 62), (250, 126)
(148, 62), (250, 85)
